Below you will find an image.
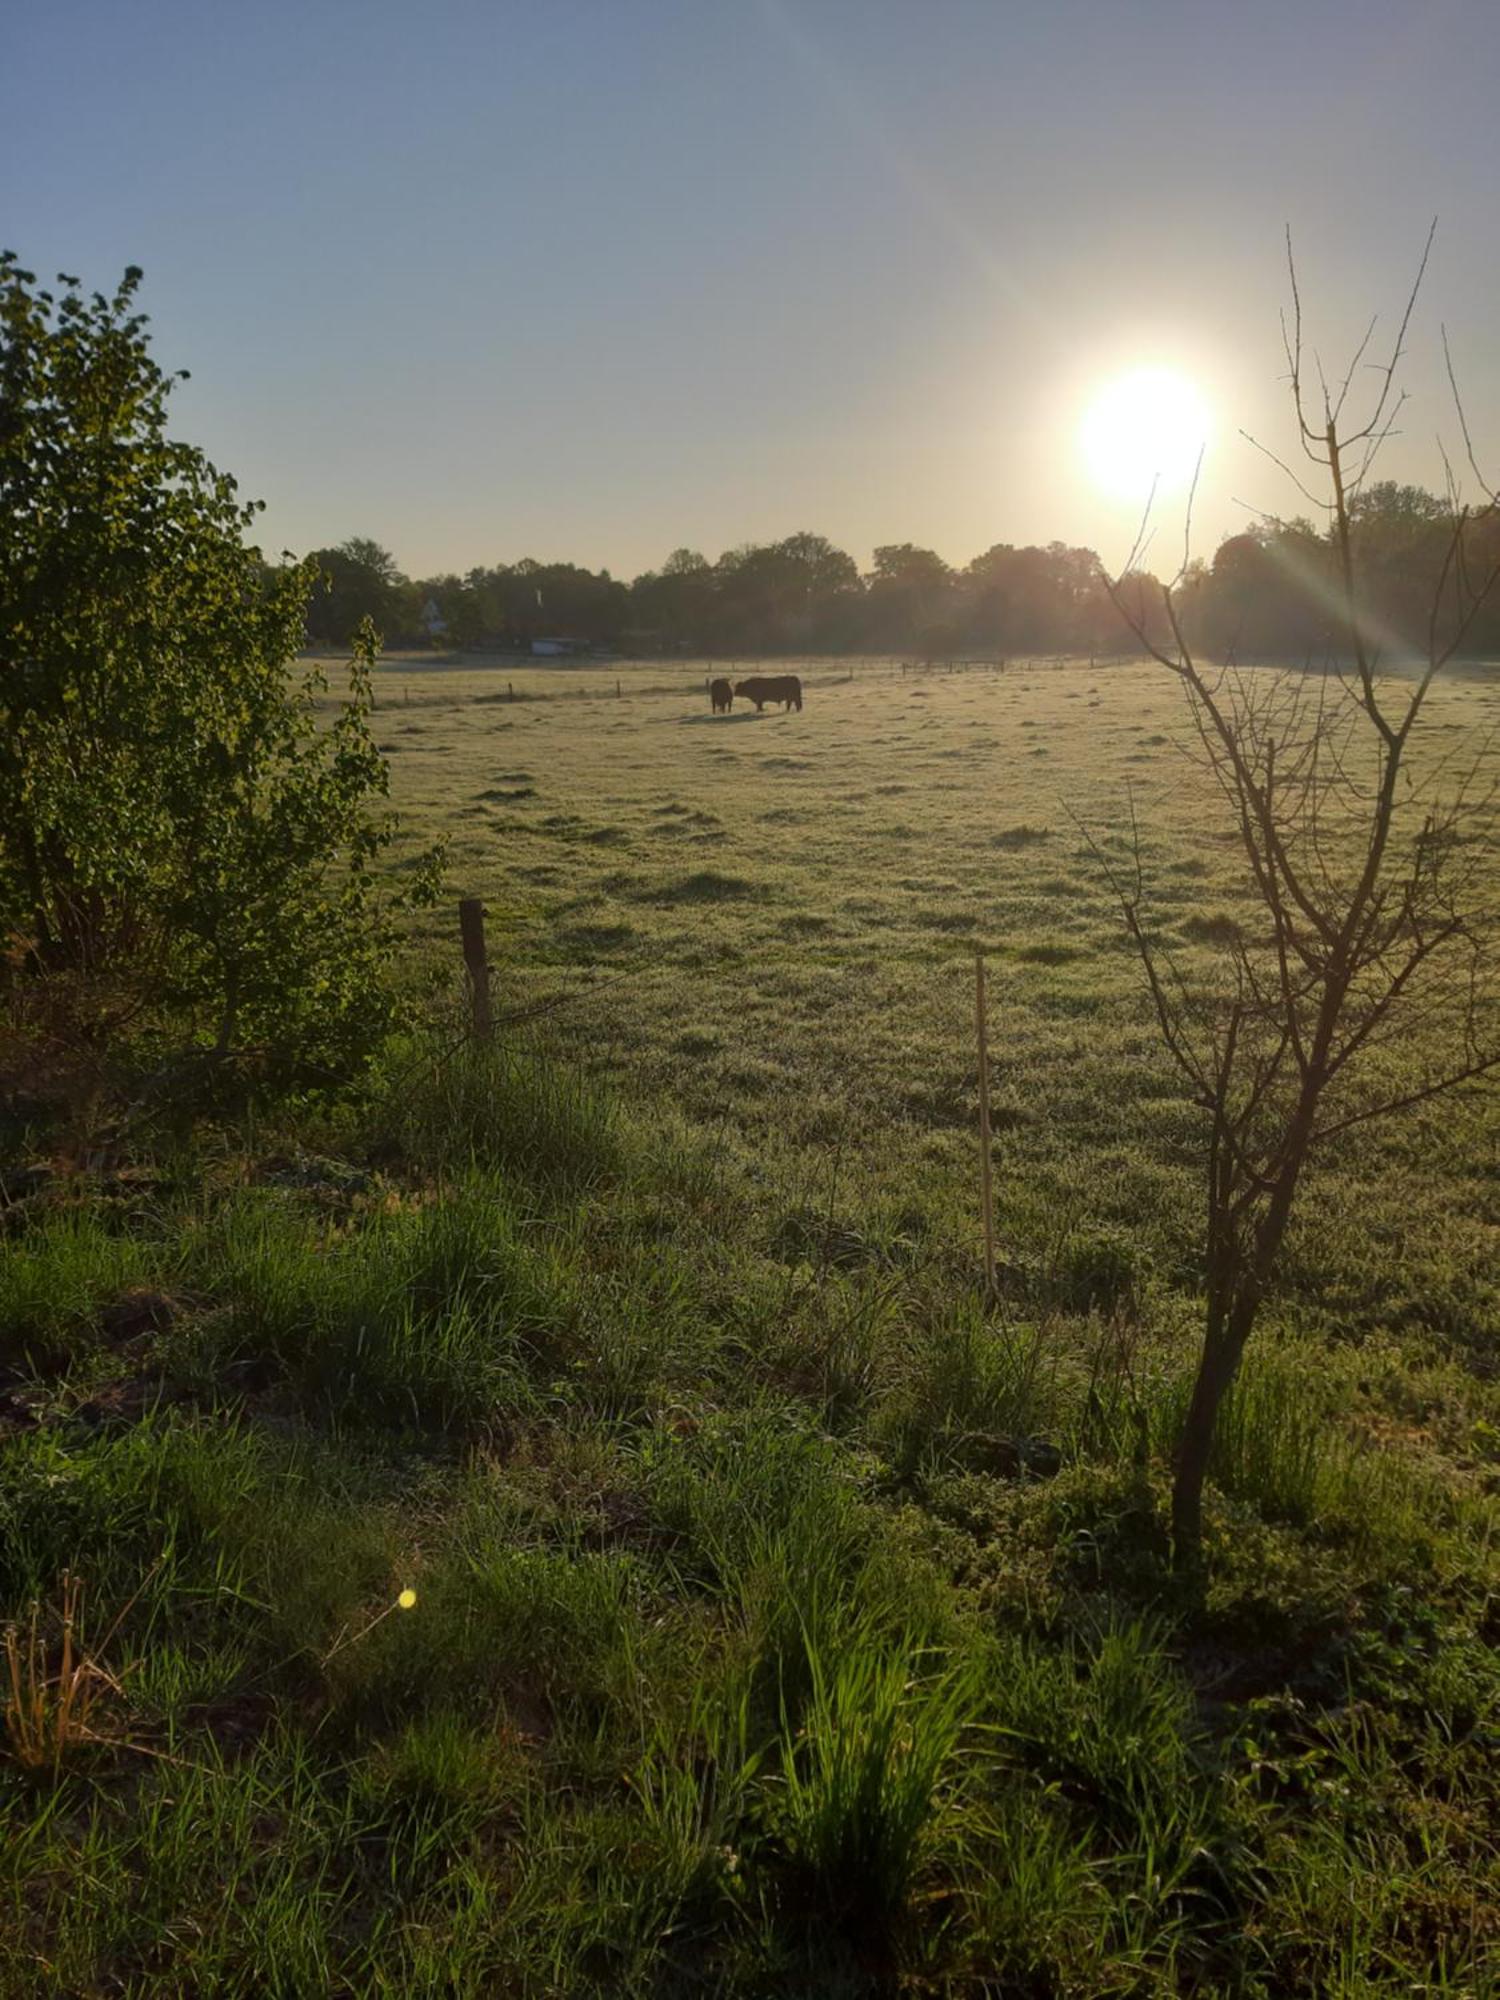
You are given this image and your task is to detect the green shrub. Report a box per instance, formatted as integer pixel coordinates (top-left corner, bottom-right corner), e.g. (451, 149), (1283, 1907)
(0, 257), (438, 1081)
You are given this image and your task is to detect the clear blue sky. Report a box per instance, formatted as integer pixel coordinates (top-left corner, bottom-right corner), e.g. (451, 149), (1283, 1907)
(7, 0), (1498, 580)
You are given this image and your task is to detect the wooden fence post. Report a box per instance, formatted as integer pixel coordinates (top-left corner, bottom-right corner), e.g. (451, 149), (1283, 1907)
(459, 898), (493, 1043)
(975, 950), (997, 1302)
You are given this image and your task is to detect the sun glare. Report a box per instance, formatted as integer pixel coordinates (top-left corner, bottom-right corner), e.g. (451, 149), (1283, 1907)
(1079, 367), (1211, 505)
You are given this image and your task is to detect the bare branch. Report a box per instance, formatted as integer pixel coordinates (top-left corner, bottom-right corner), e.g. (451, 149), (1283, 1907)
(1239, 429), (1327, 511)
(1442, 325), (1498, 503)
(1339, 216), (1437, 447)
(1310, 1052), (1500, 1146)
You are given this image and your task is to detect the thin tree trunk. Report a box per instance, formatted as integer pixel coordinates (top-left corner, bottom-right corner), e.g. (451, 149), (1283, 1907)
(1172, 1320), (1243, 1557)
(1172, 1084), (1323, 1561)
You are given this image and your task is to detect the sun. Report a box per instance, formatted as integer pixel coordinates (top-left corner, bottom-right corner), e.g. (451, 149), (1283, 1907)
(1079, 367), (1211, 505)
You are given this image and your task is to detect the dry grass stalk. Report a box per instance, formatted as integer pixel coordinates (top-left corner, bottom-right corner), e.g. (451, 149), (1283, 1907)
(3, 1570), (126, 1780)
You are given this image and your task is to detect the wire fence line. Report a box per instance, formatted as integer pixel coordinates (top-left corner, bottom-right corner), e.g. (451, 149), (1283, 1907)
(333, 651), (1134, 716)
(374, 955), (644, 1106)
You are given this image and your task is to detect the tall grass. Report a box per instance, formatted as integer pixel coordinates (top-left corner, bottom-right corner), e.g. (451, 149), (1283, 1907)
(367, 1031), (623, 1185)
(1157, 1339), (1482, 1561)
(0, 1213), (164, 1373)
(983, 1617), (1204, 1845)
(875, 1306), (1066, 1477)
(777, 1625), (978, 1930)
(179, 1181), (559, 1428)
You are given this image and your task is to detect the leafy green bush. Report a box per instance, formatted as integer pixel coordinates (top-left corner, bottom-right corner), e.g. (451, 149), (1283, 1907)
(0, 257), (437, 1082)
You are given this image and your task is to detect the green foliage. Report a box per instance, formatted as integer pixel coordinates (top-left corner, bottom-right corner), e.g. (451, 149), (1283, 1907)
(0, 257), (437, 1079)
(777, 1627), (976, 1929)
(303, 536), (415, 648)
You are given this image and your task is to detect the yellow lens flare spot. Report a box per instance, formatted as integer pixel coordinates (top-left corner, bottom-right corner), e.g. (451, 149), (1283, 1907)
(1080, 367), (1211, 504)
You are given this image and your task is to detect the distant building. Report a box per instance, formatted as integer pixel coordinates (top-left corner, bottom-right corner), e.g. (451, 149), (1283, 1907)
(420, 598), (448, 641)
(530, 636), (590, 657)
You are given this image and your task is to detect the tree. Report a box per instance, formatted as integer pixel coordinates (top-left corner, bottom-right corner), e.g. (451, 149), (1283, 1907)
(662, 547), (710, 578)
(1187, 524), (1335, 661)
(1100, 234), (1500, 1561)
(865, 544), (955, 652)
(415, 571), (485, 649)
(0, 257), (436, 1083)
(712, 533), (860, 651)
(960, 542), (1110, 654)
(629, 549), (713, 652)
(304, 537), (413, 646)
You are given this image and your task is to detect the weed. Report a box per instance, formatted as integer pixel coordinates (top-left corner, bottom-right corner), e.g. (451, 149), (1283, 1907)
(4, 1571), (125, 1779)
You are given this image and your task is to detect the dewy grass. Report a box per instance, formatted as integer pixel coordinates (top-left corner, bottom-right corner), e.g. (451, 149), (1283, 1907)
(369, 1031), (623, 1184)
(2, 659), (1498, 1991)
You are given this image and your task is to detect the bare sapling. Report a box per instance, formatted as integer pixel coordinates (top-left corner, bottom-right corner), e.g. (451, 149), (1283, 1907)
(1100, 227), (1500, 1561)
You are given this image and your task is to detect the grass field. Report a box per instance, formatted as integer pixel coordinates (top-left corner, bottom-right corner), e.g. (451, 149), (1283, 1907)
(386, 653), (1500, 1358)
(2, 653), (1497, 1994)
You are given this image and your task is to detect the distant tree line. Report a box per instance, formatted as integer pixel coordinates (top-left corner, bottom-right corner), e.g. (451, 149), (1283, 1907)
(303, 482), (1500, 660)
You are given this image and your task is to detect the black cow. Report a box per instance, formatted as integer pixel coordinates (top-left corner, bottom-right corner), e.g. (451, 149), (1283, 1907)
(734, 674), (802, 712)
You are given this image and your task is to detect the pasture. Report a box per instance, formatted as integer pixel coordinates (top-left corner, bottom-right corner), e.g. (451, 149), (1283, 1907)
(385, 652), (1500, 1359)
(2, 652), (1497, 1994)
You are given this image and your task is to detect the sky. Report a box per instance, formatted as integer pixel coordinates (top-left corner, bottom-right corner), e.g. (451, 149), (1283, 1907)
(7, 0), (1500, 583)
